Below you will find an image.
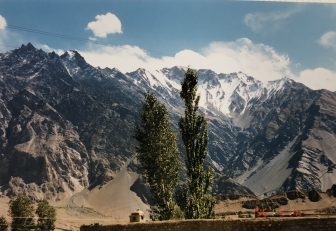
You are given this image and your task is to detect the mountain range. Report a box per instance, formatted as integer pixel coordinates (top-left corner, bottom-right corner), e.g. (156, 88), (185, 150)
(0, 43), (335, 199)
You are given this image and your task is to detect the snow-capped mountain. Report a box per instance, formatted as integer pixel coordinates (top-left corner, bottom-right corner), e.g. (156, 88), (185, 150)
(0, 43), (335, 199)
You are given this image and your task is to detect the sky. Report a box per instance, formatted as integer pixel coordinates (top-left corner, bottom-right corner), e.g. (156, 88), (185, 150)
(0, 0), (336, 90)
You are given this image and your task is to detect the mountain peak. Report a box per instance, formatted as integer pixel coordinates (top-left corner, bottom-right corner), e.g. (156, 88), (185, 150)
(61, 50), (88, 70)
(14, 43), (44, 56)
(20, 42), (36, 51)
(5, 43), (48, 68)
(233, 72), (257, 84)
(135, 67), (147, 73)
(62, 50), (84, 61)
(267, 76), (295, 92)
(160, 66), (186, 82)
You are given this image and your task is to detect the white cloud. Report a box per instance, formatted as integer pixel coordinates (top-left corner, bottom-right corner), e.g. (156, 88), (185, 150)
(202, 39), (292, 81)
(79, 38), (336, 90)
(244, 8), (301, 33)
(0, 26), (62, 54)
(81, 44), (155, 72)
(0, 15), (7, 30)
(36, 44), (64, 55)
(319, 31), (336, 49)
(296, 67), (336, 91)
(80, 38), (292, 82)
(88, 36), (98, 41)
(0, 30), (24, 53)
(86, 12), (122, 38)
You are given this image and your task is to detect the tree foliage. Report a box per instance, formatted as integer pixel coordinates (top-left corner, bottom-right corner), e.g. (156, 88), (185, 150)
(9, 195), (35, 231)
(36, 200), (56, 231)
(136, 92), (180, 220)
(179, 68), (215, 219)
(0, 216), (8, 231)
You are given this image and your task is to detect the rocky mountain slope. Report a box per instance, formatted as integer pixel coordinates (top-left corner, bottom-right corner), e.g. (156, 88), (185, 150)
(0, 44), (335, 199)
(0, 44), (143, 198)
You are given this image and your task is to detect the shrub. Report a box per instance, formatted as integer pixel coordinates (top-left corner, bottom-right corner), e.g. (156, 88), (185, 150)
(9, 195), (35, 231)
(274, 196), (288, 205)
(36, 199), (56, 231)
(331, 185), (336, 197)
(308, 189), (321, 202)
(286, 190), (305, 200)
(0, 216), (8, 231)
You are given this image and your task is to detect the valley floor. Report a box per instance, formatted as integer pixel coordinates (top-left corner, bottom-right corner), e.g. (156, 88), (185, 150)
(0, 165), (150, 230)
(1, 192), (336, 231)
(1, 166), (336, 231)
(215, 193), (336, 219)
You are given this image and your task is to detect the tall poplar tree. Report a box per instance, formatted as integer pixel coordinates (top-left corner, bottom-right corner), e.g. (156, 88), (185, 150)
(135, 92), (180, 220)
(179, 68), (215, 219)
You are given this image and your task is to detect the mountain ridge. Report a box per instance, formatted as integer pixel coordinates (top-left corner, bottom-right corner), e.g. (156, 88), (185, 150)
(0, 44), (335, 199)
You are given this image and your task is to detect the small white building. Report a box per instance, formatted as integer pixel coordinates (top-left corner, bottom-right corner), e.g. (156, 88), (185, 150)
(129, 209), (145, 223)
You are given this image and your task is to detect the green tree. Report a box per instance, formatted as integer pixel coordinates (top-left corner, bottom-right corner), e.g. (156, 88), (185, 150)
(9, 195), (35, 231)
(0, 216), (8, 231)
(136, 92), (180, 220)
(36, 200), (56, 231)
(179, 68), (215, 219)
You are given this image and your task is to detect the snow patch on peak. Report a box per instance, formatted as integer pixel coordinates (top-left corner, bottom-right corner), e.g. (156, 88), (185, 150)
(66, 50), (77, 59)
(129, 68), (180, 90)
(195, 71), (264, 116)
(267, 76), (293, 92)
(62, 50), (83, 61)
(125, 66), (295, 119)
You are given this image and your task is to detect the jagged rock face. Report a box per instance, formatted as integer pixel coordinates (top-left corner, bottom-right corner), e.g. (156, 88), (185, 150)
(0, 43), (335, 199)
(0, 44), (142, 198)
(233, 84), (336, 194)
(281, 90), (336, 192)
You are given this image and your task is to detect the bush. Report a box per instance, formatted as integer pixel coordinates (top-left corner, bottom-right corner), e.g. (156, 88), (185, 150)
(0, 216), (8, 231)
(331, 185), (336, 197)
(9, 195), (35, 231)
(80, 223), (102, 231)
(274, 196), (288, 205)
(36, 199), (56, 231)
(308, 189), (321, 202)
(259, 199), (279, 211)
(242, 198), (282, 211)
(286, 190), (305, 200)
(242, 200), (259, 209)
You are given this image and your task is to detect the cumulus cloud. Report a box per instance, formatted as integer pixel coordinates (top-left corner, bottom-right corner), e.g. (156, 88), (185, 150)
(0, 15), (7, 30)
(296, 67), (336, 91)
(79, 38), (336, 90)
(319, 31), (336, 49)
(80, 44), (155, 72)
(244, 8), (301, 33)
(80, 38), (292, 82)
(86, 12), (122, 38)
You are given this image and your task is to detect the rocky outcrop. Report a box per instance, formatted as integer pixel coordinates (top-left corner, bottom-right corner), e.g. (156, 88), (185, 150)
(0, 44), (141, 198)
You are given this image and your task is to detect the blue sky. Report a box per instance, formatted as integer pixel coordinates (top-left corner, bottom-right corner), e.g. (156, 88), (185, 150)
(0, 0), (336, 90)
